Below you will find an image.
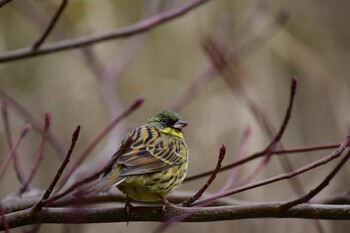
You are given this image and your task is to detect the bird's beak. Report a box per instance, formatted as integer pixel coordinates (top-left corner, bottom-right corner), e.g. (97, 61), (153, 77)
(172, 120), (188, 130)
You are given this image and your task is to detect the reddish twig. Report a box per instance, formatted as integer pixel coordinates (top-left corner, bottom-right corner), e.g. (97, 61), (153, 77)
(220, 126), (251, 191)
(0, 124), (31, 181)
(18, 113), (51, 195)
(185, 142), (346, 183)
(265, 77), (297, 154)
(0, 0), (211, 63)
(45, 137), (134, 206)
(193, 135), (350, 206)
(232, 77), (297, 187)
(56, 97), (144, 190)
(168, 9), (288, 112)
(0, 90), (66, 157)
(280, 148), (350, 210)
(32, 0), (68, 50)
(33, 125), (81, 211)
(182, 144), (226, 207)
(42, 166), (106, 206)
(2, 100), (26, 185)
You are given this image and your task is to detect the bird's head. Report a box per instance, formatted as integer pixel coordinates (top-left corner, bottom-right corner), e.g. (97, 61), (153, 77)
(146, 110), (188, 138)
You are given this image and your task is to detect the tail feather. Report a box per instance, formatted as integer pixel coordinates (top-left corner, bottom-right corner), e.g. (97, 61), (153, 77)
(90, 176), (125, 193)
(74, 175), (125, 196)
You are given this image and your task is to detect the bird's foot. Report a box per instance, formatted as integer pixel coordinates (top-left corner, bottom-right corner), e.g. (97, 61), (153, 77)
(125, 196), (133, 225)
(125, 196), (133, 215)
(158, 195), (175, 212)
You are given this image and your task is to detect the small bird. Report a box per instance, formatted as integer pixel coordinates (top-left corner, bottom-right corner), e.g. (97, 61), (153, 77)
(91, 110), (188, 210)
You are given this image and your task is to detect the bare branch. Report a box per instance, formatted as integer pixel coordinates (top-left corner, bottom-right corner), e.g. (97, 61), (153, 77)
(1, 203), (350, 230)
(281, 148), (350, 209)
(0, 124), (31, 181)
(182, 144), (226, 207)
(0, 0), (13, 8)
(2, 100), (26, 185)
(232, 77), (297, 187)
(185, 142), (349, 182)
(0, 90), (66, 157)
(220, 126), (251, 191)
(32, 0), (68, 50)
(19, 113), (51, 195)
(193, 135), (350, 205)
(33, 125), (81, 211)
(0, 0), (211, 63)
(0, 201), (9, 233)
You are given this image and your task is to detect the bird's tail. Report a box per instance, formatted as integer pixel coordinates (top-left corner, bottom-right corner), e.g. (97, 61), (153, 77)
(74, 174), (125, 196)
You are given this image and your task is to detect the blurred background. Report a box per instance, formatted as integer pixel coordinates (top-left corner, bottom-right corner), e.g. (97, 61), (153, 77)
(1, 0), (350, 232)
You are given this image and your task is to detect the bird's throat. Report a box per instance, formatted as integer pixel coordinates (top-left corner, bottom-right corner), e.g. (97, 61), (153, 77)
(160, 127), (184, 139)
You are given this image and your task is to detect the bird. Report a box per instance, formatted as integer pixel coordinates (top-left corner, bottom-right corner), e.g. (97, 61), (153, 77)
(89, 110), (189, 211)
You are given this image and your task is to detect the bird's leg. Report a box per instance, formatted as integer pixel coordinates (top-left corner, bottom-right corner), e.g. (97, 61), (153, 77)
(158, 195), (172, 211)
(125, 195), (133, 218)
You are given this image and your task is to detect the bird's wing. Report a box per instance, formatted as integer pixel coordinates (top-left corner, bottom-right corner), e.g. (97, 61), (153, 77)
(107, 125), (187, 176)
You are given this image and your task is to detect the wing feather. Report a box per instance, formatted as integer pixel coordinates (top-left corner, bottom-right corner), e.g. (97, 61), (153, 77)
(104, 125), (187, 177)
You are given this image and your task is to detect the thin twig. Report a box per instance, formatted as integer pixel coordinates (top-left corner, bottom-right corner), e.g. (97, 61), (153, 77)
(233, 77), (297, 187)
(0, 90), (66, 157)
(0, 0), (211, 63)
(167, 9), (288, 112)
(265, 77), (297, 154)
(182, 144), (226, 207)
(32, 0), (68, 50)
(185, 142), (347, 182)
(19, 113), (51, 195)
(33, 125), (80, 211)
(280, 148), (350, 210)
(0, 124), (31, 181)
(193, 135), (350, 206)
(42, 165), (107, 206)
(220, 126), (251, 191)
(56, 97), (144, 190)
(2, 100), (26, 185)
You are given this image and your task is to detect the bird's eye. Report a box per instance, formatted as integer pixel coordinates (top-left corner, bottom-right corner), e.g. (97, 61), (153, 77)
(161, 118), (168, 124)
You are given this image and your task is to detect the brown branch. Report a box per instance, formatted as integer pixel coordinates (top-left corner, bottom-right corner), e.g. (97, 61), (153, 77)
(265, 77), (297, 153)
(185, 142), (346, 183)
(232, 77), (297, 187)
(2, 100), (26, 185)
(0, 202), (9, 233)
(42, 165), (107, 206)
(220, 126), (251, 191)
(19, 113), (51, 195)
(182, 144), (226, 207)
(56, 97), (144, 190)
(0, 0), (211, 63)
(33, 125), (80, 211)
(193, 135), (350, 205)
(280, 148), (350, 209)
(32, 0), (68, 50)
(0, 124), (31, 181)
(0, 0), (12, 8)
(0, 90), (66, 157)
(2, 191), (244, 214)
(1, 203), (350, 230)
